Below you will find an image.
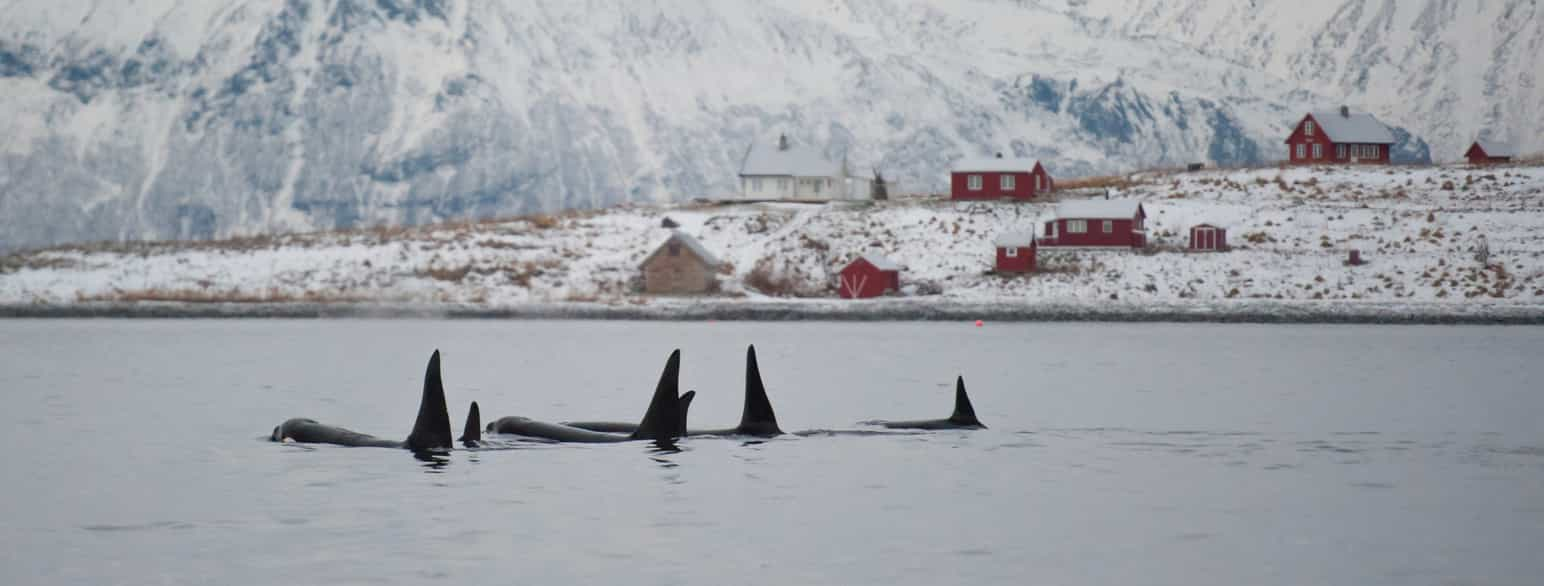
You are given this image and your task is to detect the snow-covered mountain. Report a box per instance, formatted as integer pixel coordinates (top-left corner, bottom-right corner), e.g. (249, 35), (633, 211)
(1, 0), (1535, 251)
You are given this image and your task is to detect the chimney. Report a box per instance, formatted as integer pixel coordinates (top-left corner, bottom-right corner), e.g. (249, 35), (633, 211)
(995, 152), (1003, 159)
(778, 134), (789, 151)
(1340, 105), (1350, 118)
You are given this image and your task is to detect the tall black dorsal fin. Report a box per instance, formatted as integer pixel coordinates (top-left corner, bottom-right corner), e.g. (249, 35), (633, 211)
(677, 390), (696, 436)
(405, 350), (454, 451)
(948, 376), (983, 427)
(630, 350), (682, 441)
(459, 401), (481, 444)
(737, 345), (782, 436)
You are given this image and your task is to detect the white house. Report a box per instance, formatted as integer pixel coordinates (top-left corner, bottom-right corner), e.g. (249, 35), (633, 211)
(737, 134), (871, 200)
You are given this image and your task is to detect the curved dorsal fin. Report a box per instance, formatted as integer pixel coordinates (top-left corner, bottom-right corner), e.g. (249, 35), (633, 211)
(459, 401), (481, 445)
(949, 376), (983, 427)
(677, 390), (696, 436)
(405, 350), (454, 451)
(737, 345), (783, 436)
(630, 350), (683, 441)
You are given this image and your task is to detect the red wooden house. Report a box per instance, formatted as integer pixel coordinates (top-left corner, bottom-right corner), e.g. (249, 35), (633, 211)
(993, 232), (1037, 273)
(950, 156), (1053, 200)
(838, 254), (900, 299)
(1465, 139), (1515, 165)
(1285, 107), (1394, 165)
(1189, 224), (1227, 252)
(1040, 200), (1146, 249)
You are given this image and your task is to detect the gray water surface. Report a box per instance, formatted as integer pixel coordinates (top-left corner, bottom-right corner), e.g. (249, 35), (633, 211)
(2, 320), (1541, 585)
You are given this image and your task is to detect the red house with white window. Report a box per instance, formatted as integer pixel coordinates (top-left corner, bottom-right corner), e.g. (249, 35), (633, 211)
(838, 253), (901, 299)
(1285, 107), (1394, 165)
(993, 232), (1037, 273)
(1040, 200), (1146, 249)
(950, 156), (1053, 200)
(1465, 139), (1515, 165)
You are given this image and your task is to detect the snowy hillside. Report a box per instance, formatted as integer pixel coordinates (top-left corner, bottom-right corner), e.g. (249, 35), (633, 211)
(2, 0), (1535, 252)
(5, 163), (1542, 320)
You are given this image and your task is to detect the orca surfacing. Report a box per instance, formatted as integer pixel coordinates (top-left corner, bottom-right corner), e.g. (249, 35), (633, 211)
(563, 345), (783, 437)
(863, 376), (985, 430)
(485, 350), (687, 443)
(269, 351), (455, 450)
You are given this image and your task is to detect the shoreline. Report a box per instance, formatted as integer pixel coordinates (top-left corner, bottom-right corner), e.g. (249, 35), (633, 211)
(4, 300), (1543, 325)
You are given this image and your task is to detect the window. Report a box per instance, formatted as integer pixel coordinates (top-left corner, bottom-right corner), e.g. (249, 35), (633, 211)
(779, 178), (789, 191)
(1337, 144), (1346, 159)
(813, 179), (822, 194)
(752, 178), (763, 192)
(1068, 220), (1088, 234)
(1005, 247), (1019, 258)
(1312, 144), (1322, 159)
(1371, 145), (1380, 159)
(1296, 144), (1306, 159)
(968, 174), (983, 190)
(1102, 220), (1113, 233)
(1000, 174), (1015, 190)
(1305, 120), (1315, 136)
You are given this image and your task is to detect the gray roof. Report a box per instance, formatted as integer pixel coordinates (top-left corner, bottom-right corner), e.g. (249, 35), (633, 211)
(641, 231), (719, 268)
(1051, 199), (1145, 219)
(1309, 111), (1395, 144)
(740, 137), (844, 178)
(953, 157), (1042, 173)
(861, 253), (900, 271)
(994, 231), (1036, 247)
(1473, 138), (1517, 158)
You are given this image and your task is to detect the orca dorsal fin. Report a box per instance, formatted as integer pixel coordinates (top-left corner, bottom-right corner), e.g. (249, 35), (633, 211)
(630, 350), (683, 441)
(949, 376), (984, 428)
(677, 390), (696, 436)
(459, 401), (481, 445)
(405, 350), (454, 451)
(737, 345), (783, 436)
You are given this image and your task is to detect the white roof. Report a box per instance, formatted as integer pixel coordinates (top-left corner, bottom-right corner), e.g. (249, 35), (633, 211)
(860, 253), (900, 271)
(643, 231), (718, 267)
(740, 137), (844, 178)
(1051, 199), (1144, 219)
(1309, 110), (1395, 144)
(1474, 138), (1517, 158)
(953, 157), (1041, 173)
(994, 231), (1036, 247)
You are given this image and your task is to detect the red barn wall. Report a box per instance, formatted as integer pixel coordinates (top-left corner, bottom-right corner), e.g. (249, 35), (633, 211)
(995, 244), (1036, 272)
(1042, 218), (1143, 248)
(1285, 115), (1391, 165)
(839, 259), (898, 299)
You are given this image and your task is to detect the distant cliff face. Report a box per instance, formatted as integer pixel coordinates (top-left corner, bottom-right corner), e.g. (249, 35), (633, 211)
(2, 0), (1524, 251)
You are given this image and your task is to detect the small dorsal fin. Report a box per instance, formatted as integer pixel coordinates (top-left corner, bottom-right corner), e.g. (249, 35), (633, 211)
(630, 350), (683, 441)
(677, 390), (696, 436)
(405, 350), (454, 451)
(737, 345), (783, 436)
(459, 401), (481, 445)
(948, 376), (983, 428)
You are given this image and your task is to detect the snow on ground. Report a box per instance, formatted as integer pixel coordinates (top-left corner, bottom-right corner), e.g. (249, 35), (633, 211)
(3, 164), (1543, 320)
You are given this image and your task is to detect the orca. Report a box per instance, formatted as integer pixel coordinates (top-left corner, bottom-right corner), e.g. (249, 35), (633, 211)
(270, 350), (454, 450)
(563, 391), (695, 436)
(564, 345), (783, 437)
(485, 350), (686, 443)
(459, 401), (481, 447)
(862, 376), (985, 430)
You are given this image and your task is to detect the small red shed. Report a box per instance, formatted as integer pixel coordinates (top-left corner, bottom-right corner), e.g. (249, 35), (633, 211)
(1465, 139), (1515, 165)
(993, 232), (1037, 273)
(1040, 200), (1147, 249)
(1284, 107), (1394, 165)
(1188, 224), (1227, 252)
(838, 253), (900, 299)
(950, 156), (1053, 201)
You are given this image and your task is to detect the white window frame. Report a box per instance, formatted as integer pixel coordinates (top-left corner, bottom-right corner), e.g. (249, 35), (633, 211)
(752, 178), (763, 192)
(1000, 174), (1015, 190)
(1337, 144), (1346, 159)
(1102, 220), (1113, 233)
(1068, 220), (1088, 234)
(968, 174), (983, 191)
(1005, 247), (1019, 258)
(1296, 144), (1306, 159)
(1305, 120), (1315, 137)
(1312, 144), (1322, 159)
(813, 179), (822, 194)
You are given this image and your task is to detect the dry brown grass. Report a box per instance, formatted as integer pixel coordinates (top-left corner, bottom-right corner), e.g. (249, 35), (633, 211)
(1057, 175), (1142, 191)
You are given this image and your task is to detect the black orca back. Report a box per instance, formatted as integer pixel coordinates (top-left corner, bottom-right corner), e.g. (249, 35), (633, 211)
(737, 345), (783, 436)
(459, 401), (482, 445)
(405, 350), (454, 451)
(948, 376), (984, 428)
(629, 350), (683, 441)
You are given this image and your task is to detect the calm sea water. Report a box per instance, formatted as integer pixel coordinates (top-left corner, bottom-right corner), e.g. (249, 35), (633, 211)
(1, 319), (1541, 585)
